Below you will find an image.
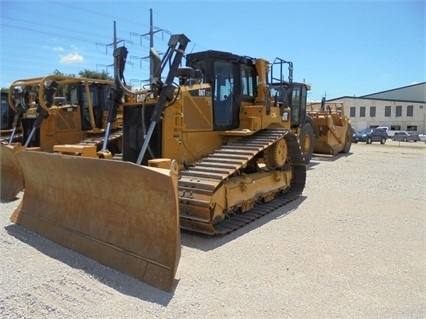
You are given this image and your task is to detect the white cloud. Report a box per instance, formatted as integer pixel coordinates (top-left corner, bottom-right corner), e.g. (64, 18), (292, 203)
(60, 53), (84, 64)
(53, 46), (64, 52)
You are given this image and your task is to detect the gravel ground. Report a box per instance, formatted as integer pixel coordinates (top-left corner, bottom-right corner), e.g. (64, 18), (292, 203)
(1, 140), (425, 319)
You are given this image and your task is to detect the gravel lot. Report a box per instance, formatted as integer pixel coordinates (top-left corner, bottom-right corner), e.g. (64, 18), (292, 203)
(1, 140), (425, 318)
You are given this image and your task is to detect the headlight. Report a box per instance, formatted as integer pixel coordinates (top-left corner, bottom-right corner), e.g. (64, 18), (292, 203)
(281, 112), (289, 121)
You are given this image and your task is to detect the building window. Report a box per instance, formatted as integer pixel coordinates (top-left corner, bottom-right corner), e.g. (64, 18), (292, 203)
(370, 106), (376, 117)
(407, 105), (413, 117)
(390, 125), (401, 130)
(360, 106), (365, 117)
(396, 105), (402, 117)
(385, 106), (391, 117)
(407, 125), (417, 131)
(350, 107), (356, 117)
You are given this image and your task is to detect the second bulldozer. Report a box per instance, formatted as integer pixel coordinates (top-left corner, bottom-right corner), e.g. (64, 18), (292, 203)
(12, 34), (307, 291)
(1, 75), (123, 201)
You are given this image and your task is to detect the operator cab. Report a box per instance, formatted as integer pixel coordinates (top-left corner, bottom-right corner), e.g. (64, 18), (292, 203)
(269, 58), (308, 128)
(270, 82), (308, 128)
(186, 50), (257, 131)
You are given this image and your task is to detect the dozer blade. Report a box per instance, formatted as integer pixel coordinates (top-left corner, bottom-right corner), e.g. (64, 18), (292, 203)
(10, 151), (180, 292)
(1, 144), (24, 201)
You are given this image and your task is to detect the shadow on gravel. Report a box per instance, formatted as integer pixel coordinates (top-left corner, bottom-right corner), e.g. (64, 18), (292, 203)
(180, 195), (307, 252)
(0, 196), (21, 204)
(309, 151), (353, 165)
(4, 194), (307, 302)
(5, 223), (177, 304)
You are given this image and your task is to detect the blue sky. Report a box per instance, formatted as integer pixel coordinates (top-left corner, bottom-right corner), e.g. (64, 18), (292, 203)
(0, 0), (424, 101)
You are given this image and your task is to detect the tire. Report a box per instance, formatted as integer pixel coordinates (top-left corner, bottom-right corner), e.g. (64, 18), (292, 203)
(403, 138), (407, 142)
(392, 137), (395, 141)
(366, 137), (372, 144)
(342, 124), (352, 153)
(298, 123), (315, 164)
(380, 138), (386, 144)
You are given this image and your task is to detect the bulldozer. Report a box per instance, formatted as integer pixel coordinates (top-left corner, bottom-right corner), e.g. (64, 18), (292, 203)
(1, 91), (21, 143)
(11, 34), (307, 291)
(1, 75), (123, 201)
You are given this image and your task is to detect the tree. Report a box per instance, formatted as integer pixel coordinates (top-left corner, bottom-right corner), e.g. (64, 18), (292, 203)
(79, 69), (112, 80)
(52, 69), (76, 77)
(51, 69), (110, 79)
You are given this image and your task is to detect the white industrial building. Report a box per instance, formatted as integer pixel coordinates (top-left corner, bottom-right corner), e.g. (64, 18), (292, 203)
(327, 82), (426, 133)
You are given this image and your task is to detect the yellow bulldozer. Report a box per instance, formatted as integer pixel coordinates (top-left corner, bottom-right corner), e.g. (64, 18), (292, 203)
(1, 75), (123, 201)
(11, 34), (307, 291)
(1, 91), (22, 144)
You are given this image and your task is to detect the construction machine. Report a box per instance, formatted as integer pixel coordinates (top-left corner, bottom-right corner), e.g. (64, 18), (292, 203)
(306, 98), (352, 155)
(268, 61), (352, 162)
(268, 59), (315, 163)
(0, 75), (123, 201)
(1, 91), (21, 143)
(11, 33), (306, 291)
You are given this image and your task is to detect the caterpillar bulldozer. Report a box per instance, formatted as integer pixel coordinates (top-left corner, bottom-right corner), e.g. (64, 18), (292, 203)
(1, 75), (123, 201)
(1, 91), (21, 143)
(11, 33), (307, 291)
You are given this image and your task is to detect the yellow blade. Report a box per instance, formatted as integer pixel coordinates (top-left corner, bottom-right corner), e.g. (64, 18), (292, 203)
(1, 144), (24, 201)
(11, 151), (180, 292)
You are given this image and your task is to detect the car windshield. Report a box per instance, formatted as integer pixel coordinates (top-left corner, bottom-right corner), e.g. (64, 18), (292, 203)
(359, 128), (372, 134)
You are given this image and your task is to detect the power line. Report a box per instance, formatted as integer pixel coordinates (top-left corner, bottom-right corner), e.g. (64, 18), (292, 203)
(128, 8), (171, 84)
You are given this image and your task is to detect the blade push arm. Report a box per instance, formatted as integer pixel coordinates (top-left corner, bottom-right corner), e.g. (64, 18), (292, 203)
(136, 34), (190, 165)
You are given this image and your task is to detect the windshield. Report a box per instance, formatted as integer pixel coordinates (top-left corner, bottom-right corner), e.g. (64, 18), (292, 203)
(359, 128), (372, 134)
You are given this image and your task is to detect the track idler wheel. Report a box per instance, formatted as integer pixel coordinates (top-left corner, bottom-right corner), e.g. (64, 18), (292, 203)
(264, 138), (288, 169)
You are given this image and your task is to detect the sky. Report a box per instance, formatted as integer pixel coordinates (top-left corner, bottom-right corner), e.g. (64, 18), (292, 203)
(0, 0), (424, 101)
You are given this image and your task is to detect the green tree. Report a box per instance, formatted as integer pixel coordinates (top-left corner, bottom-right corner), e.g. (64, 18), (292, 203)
(79, 69), (112, 80)
(52, 69), (111, 79)
(52, 69), (76, 77)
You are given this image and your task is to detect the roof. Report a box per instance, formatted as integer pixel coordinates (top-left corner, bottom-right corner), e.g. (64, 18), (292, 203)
(329, 82), (426, 103)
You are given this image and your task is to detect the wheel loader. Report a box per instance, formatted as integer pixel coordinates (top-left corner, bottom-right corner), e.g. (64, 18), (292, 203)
(11, 34), (306, 291)
(268, 61), (352, 163)
(0, 75), (123, 201)
(268, 58), (315, 163)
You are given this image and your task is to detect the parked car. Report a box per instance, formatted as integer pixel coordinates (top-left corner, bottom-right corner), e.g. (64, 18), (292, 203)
(353, 128), (388, 144)
(377, 126), (389, 132)
(392, 131), (420, 142)
(419, 134), (426, 142)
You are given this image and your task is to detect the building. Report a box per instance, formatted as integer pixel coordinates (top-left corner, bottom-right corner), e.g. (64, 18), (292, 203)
(327, 82), (426, 133)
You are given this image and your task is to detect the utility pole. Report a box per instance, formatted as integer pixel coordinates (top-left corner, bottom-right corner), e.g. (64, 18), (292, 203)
(96, 21), (132, 77)
(130, 8), (171, 84)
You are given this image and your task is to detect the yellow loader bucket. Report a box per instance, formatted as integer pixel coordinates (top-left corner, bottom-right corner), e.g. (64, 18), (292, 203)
(1, 144), (24, 201)
(10, 151), (180, 292)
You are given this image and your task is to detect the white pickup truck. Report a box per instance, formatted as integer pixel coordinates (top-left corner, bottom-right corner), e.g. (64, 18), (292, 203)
(377, 127), (397, 138)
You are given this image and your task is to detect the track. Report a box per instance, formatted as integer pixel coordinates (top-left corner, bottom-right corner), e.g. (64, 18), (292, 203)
(0, 132), (22, 144)
(74, 129), (123, 153)
(178, 128), (306, 235)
